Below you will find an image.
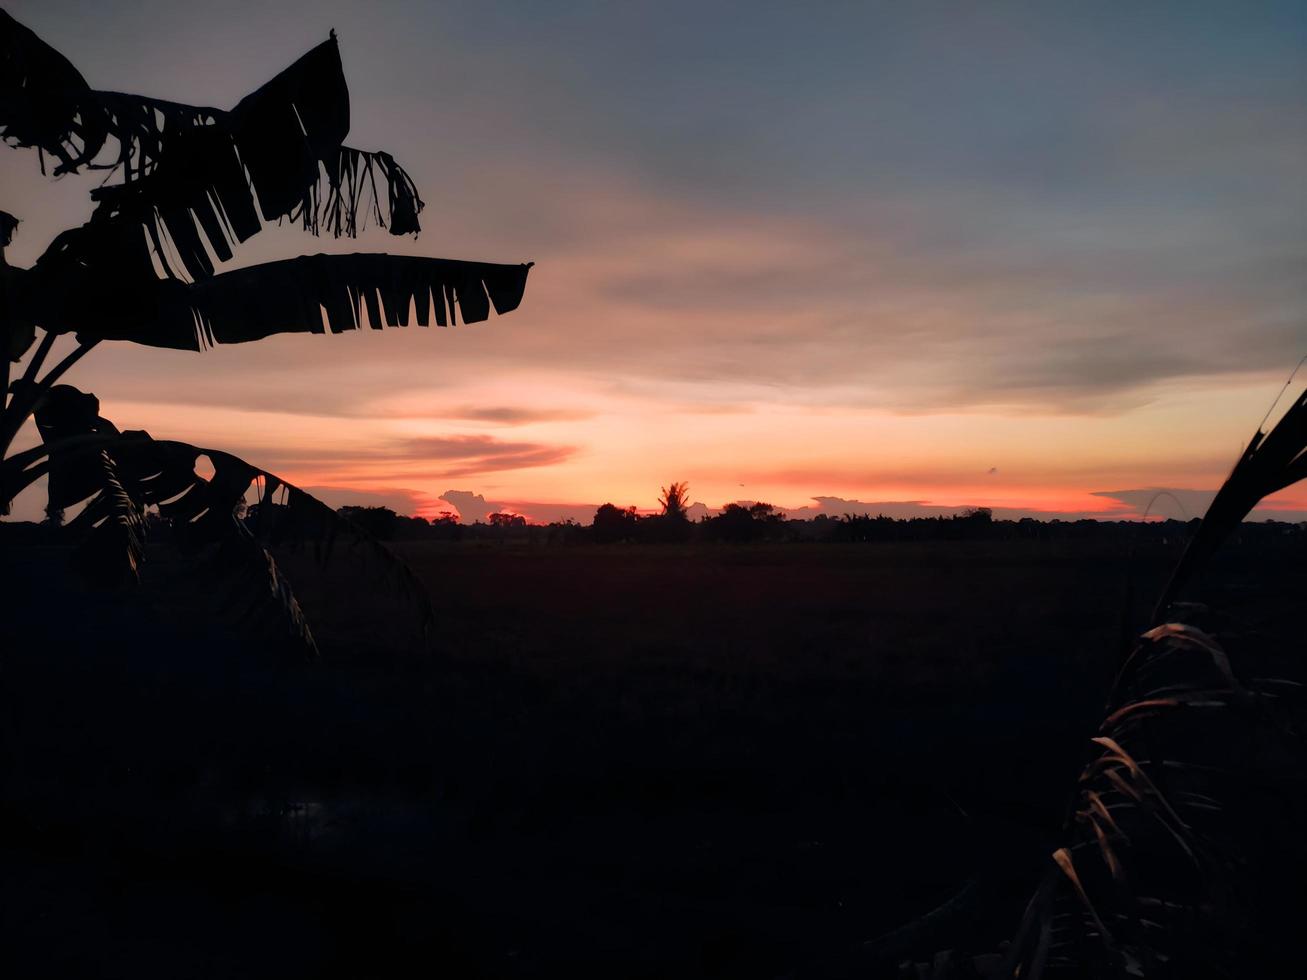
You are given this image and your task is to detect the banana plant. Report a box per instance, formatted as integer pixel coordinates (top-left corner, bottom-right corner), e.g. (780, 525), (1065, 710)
(0, 11), (532, 648)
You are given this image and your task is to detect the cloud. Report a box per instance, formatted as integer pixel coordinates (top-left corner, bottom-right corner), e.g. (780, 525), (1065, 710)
(775, 494), (1178, 522)
(436, 490), (600, 525)
(173, 432), (579, 480)
(396, 435), (563, 460)
(422, 448), (577, 478)
(439, 406), (595, 425)
(684, 502), (712, 522)
(1091, 488), (1215, 521)
(393, 436), (577, 477)
(43, 53), (1302, 423)
(1092, 488), (1307, 522)
(363, 399), (597, 424)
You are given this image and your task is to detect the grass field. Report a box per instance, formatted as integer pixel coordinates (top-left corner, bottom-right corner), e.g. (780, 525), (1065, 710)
(2, 533), (1301, 977)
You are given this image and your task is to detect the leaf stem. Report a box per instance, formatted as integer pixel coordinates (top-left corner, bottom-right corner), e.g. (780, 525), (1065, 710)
(0, 336), (99, 463)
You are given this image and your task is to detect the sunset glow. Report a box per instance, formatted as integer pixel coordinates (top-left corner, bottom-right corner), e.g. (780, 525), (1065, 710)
(3, 1), (1304, 525)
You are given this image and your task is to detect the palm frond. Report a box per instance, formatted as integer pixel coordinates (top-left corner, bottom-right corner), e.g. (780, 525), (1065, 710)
(34, 251), (532, 350)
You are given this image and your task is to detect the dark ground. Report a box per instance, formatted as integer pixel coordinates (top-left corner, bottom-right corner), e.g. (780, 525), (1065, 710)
(1, 532), (1302, 977)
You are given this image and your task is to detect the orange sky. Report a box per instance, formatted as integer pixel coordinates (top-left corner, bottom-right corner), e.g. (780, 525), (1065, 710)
(8, 333), (1302, 524)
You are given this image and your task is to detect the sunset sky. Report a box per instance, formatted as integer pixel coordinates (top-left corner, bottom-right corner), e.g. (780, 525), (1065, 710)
(4, 1), (1305, 524)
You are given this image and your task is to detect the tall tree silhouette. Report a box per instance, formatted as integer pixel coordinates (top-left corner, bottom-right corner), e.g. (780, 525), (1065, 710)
(0, 12), (532, 652)
(659, 481), (690, 521)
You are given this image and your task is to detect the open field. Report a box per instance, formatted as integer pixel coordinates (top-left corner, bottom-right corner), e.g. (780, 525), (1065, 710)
(2, 533), (1303, 977)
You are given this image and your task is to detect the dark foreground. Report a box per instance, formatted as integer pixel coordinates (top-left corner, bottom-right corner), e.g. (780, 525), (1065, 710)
(2, 533), (1303, 977)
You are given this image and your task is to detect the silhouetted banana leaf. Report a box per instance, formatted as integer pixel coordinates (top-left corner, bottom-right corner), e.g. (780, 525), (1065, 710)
(3, 11), (423, 283)
(26, 251), (532, 350)
(69, 449), (145, 590)
(10, 385), (438, 658)
(1, 210), (35, 360)
(0, 9), (125, 176)
(1155, 385), (1306, 620)
(14, 385), (315, 657)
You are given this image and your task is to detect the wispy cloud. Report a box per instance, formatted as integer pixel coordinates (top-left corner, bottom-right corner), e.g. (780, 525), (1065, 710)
(438, 406), (596, 425)
(264, 435), (578, 479)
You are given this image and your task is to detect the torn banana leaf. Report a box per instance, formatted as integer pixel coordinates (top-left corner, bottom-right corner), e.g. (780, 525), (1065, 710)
(3, 10), (424, 282)
(17, 385), (434, 660)
(27, 252), (532, 351)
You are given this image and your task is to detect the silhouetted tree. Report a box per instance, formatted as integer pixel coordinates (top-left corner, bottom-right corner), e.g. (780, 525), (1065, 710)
(488, 512), (527, 528)
(545, 518), (584, 546)
(337, 505), (400, 540)
(592, 502), (639, 543)
(0, 13), (531, 649)
(659, 481), (690, 521)
(705, 501), (784, 543)
(427, 511), (463, 541)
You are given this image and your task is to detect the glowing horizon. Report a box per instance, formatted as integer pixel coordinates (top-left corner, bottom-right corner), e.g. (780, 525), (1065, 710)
(7, 363), (1298, 525)
(2, 2), (1303, 526)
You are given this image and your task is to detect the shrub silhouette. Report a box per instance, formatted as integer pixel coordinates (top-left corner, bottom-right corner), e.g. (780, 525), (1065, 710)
(593, 503), (639, 543)
(704, 502), (784, 543)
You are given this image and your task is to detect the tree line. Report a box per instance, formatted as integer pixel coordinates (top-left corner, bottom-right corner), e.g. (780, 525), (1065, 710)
(326, 483), (1305, 548)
